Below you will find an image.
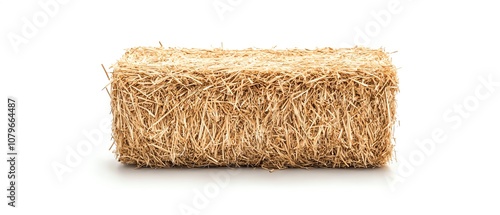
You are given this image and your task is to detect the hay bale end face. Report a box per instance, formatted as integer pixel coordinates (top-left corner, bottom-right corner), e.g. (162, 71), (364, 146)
(110, 47), (398, 168)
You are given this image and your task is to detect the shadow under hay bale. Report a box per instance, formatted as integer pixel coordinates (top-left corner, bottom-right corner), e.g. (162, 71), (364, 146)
(109, 46), (398, 169)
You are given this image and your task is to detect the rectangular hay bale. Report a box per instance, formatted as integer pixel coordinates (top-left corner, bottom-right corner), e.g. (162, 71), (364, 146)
(110, 47), (398, 168)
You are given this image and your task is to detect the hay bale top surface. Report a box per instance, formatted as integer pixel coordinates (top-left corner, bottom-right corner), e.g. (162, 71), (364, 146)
(114, 47), (396, 81)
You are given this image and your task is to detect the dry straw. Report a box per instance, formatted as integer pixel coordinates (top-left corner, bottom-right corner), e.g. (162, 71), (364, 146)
(109, 46), (398, 169)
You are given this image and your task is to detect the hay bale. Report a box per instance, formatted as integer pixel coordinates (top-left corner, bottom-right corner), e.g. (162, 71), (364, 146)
(110, 46), (398, 168)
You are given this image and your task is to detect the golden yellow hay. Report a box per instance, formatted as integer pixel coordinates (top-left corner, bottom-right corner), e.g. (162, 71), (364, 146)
(109, 46), (398, 169)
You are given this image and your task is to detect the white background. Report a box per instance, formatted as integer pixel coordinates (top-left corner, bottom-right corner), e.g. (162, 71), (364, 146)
(1, 0), (499, 214)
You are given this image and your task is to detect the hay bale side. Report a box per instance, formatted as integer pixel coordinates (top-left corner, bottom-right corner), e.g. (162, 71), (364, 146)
(110, 47), (398, 168)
